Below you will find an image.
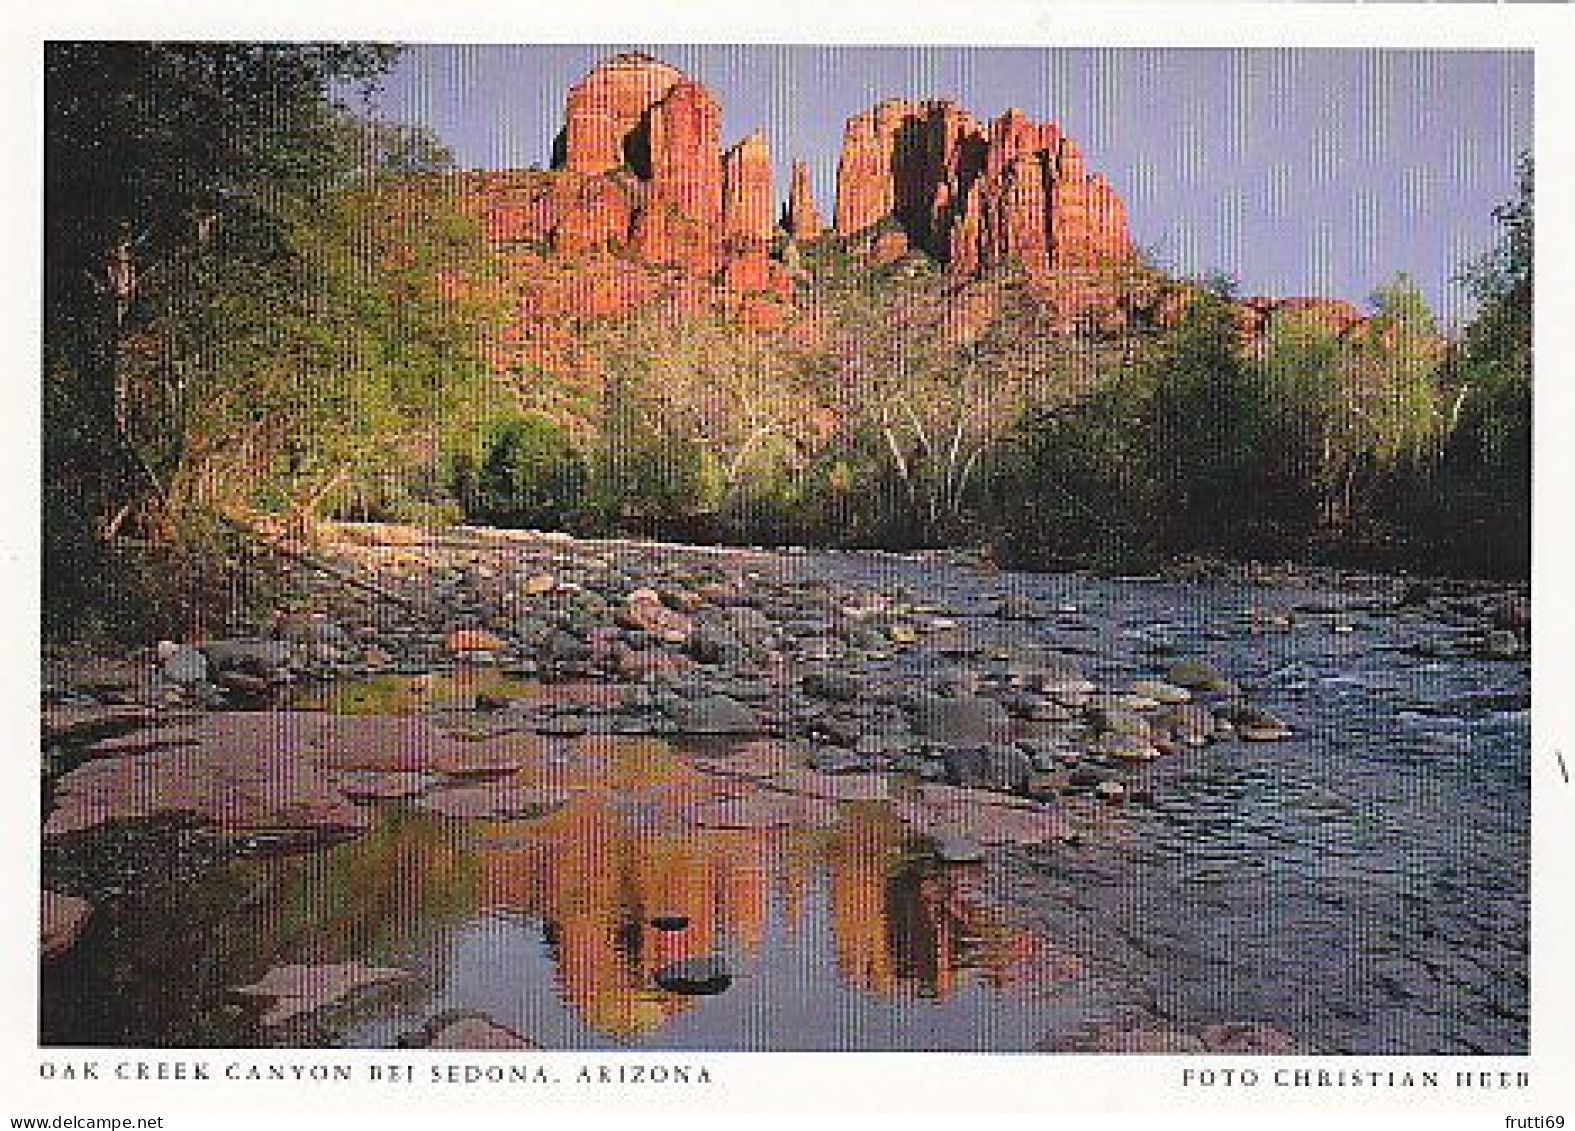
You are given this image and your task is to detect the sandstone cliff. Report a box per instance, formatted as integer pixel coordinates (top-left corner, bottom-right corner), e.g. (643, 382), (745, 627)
(832, 99), (1132, 276)
(455, 54), (1369, 368)
(459, 54), (792, 374)
(783, 160), (823, 242)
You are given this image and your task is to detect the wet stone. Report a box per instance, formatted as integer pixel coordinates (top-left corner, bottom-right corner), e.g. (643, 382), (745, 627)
(1090, 733), (1161, 762)
(1165, 658), (1235, 692)
(932, 833), (986, 864)
(161, 647), (209, 686)
(668, 695), (759, 735)
(203, 638), (295, 675)
(1089, 707), (1152, 737)
(654, 957), (733, 996)
(808, 749), (871, 775)
(911, 694), (1012, 744)
(943, 744), (1033, 793)
(1130, 679), (1191, 705)
(802, 669), (861, 702)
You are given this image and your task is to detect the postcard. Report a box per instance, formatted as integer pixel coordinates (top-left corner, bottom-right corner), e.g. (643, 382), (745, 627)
(6, 0), (1572, 1119)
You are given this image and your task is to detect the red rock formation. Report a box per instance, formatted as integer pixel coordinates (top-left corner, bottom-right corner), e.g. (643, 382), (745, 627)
(718, 251), (792, 298)
(834, 105), (894, 236)
(454, 55), (796, 357)
(832, 98), (1133, 286)
(722, 131), (775, 252)
(784, 160), (823, 241)
(646, 79), (725, 238)
(562, 53), (686, 175)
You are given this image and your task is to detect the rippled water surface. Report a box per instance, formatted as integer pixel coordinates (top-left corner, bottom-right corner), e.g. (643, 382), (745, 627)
(42, 555), (1529, 1053)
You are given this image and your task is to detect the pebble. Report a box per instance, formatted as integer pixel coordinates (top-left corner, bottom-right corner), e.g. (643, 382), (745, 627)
(653, 957), (733, 996)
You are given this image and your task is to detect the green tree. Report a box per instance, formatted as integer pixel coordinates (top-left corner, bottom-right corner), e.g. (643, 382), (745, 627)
(464, 415), (589, 530)
(1437, 154), (1532, 574)
(1144, 277), (1272, 552)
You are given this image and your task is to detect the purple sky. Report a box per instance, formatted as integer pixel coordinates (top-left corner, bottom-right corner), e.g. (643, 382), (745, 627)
(358, 45), (1531, 326)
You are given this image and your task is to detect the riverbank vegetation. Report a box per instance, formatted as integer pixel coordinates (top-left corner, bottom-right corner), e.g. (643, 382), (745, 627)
(43, 43), (1533, 646)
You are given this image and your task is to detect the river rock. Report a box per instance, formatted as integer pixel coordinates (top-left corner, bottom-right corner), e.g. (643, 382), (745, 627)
(686, 619), (745, 665)
(943, 744), (1033, 793)
(617, 589), (692, 640)
(1130, 679), (1191, 704)
(41, 890), (93, 961)
(161, 646), (209, 685)
(1023, 770), (1072, 800)
(802, 669), (861, 702)
(1481, 629), (1525, 660)
(274, 613), (349, 660)
(203, 638), (296, 675)
(1229, 704), (1293, 741)
(422, 1014), (539, 1049)
(1165, 658), (1235, 692)
(1151, 704), (1218, 747)
(911, 694), (1012, 744)
(1089, 707), (1152, 738)
(654, 956), (732, 995)
(669, 694), (759, 735)
(1091, 733), (1161, 761)
(233, 961), (414, 1026)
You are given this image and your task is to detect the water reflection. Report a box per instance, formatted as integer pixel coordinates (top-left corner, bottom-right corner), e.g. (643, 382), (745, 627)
(43, 736), (1071, 1048)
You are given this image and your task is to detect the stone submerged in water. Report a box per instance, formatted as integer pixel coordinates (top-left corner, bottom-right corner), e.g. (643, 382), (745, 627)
(1130, 678), (1191, 705)
(1481, 629), (1525, 660)
(418, 1013), (538, 1050)
(233, 961), (414, 1026)
(653, 956), (732, 996)
(1150, 704), (1219, 748)
(1090, 732), (1161, 761)
(1228, 704), (1293, 741)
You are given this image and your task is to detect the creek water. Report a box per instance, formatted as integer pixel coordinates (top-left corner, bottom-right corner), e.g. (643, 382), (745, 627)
(40, 556), (1529, 1053)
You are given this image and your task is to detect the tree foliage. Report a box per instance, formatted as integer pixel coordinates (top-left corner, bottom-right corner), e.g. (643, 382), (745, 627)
(44, 42), (506, 638)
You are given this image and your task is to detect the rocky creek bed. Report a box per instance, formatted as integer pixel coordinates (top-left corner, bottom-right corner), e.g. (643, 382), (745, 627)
(40, 522), (1530, 1052)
